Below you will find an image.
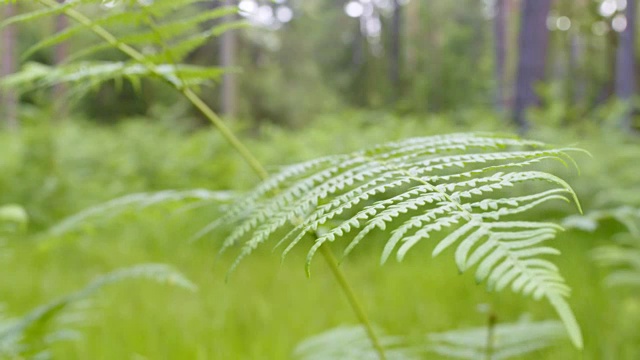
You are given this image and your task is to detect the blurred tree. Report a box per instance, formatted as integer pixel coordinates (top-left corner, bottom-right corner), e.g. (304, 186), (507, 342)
(53, 0), (69, 117)
(1, 3), (18, 130)
(388, 0), (402, 104)
(220, 0), (238, 119)
(405, 0), (420, 74)
(615, 0), (637, 129)
(513, 0), (552, 130)
(493, 0), (507, 111)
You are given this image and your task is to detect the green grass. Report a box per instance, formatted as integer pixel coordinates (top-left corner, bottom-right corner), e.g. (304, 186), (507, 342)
(2, 113), (639, 359)
(2, 210), (636, 359)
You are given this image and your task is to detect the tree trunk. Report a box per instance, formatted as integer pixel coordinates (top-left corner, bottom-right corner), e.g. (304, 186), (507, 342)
(405, 0), (420, 74)
(1, 3), (18, 130)
(388, 0), (402, 104)
(615, 0), (637, 129)
(220, 0), (237, 119)
(53, 2), (69, 117)
(512, 0), (552, 131)
(493, 0), (507, 111)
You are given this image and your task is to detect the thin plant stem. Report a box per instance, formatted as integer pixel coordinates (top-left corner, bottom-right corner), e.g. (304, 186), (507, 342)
(36, 0), (270, 181)
(319, 243), (387, 360)
(485, 311), (497, 360)
(33, 2), (387, 358)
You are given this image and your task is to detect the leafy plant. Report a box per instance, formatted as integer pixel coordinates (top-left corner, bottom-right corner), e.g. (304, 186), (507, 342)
(2, 0), (237, 96)
(294, 315), (567, 360)
(46, 189), (234, 238)
(294, 325), (417, 360)
(203, 133), (585, 349)
(0, 204), (28, 234)
(1, 1), (587, 358)
(427, 315), (567, 359)
(565, 206), (640, 287)
(0, 263), (196, 359)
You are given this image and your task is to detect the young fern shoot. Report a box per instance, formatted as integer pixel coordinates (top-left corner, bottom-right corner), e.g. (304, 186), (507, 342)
(204, 133), (586, 348)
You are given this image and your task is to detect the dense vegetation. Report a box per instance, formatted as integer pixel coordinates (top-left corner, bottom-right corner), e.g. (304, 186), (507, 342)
(1, 0), (640, 359)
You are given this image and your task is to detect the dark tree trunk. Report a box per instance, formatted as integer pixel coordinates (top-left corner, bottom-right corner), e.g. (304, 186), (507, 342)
(512, 0), (552, 131)
(493, 0), (507, 111)
(615, 0), (637, 129)
(220, 0), (237, 119)
(388, 0), (402, 103)
(1, 3), (18, 130)
(405, 0), (420, 74)
(352, 17), (365, 69)
(54, 2), (69, 117)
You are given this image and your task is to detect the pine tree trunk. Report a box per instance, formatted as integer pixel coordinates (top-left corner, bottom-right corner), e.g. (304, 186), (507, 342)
(53, 2), (69, 118)
(512, 0), (552, 131)
(615, 0), (637, 129)
(1, 3), (18, 130)
(220, 0), (237, 119)
(494, 0), (507, 111)
(405, 0), (420, 74)
(388, 0), (402, 104)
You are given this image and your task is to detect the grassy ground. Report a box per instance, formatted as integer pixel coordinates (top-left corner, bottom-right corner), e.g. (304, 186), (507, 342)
(2, 116), (639, 359)
(2, 208), (636, 359)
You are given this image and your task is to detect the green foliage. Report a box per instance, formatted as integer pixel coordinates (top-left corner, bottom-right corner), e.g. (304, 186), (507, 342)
(0, 119), (251, 230)
(294, 315), (567, 360)
(294, 325), (417, 360)
(0, 263), (195, 359)
(207, 132), (585, 348)
(1, 0), (236, 110)
(427, 315), (567, 359)
(2, 113), (638, 357)
(0, 204), (28, 234)
(46, 189), (234, 238)
(565, 206), (640, 288)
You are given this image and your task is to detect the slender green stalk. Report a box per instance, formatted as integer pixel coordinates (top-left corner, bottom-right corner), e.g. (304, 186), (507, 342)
(33, 1), (387, 358)
(36, 0), (269, 180)
(485, 311), (497, 360)
(180, 88), (269, 180)
(319, 244), (387, 360)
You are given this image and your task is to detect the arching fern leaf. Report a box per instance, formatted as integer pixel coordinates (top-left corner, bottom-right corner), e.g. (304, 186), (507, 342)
(206, 133), (585, 348)
(0, 0), (240, 97)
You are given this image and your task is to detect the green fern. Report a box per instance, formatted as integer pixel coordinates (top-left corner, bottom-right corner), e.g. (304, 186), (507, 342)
(1, 0), (240, 97)
(294, 325), (418, 360)
(565, 206), (640, 287)
(203, 133), (585, 348)
(428, 315), (567, 359)
(294, 315), (567, 360)
(0, 204), (28, 234)
(0, 263), (196, 359)
(46, 189), (234, 238)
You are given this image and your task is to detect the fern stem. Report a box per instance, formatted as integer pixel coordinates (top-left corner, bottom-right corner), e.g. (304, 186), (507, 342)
(318, 244), (387, 360)
(485, 311), (497, 360)
(36, 0), (270, 180)
(37, 1), (384, 356)
(180, 88), (269, 180)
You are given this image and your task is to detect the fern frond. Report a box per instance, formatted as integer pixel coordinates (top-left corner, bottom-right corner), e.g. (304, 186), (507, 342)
(46, 189), (233, 238)
(294, 316), (567, 360)
(3, 61), (225, 95)
(293, 325), (419, 360)
(564, 206), (640, 288)
(0, 264), (195, 358)
(1, 0), (238, 97)
(0, 204), (28, 234)
(213, 133), (584, 348)
(428, 316), (567, 359)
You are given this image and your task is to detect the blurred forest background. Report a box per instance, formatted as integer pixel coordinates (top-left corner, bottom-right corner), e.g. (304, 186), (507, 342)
(1, 0), (640, 359)
(2, 0), (640, 130)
